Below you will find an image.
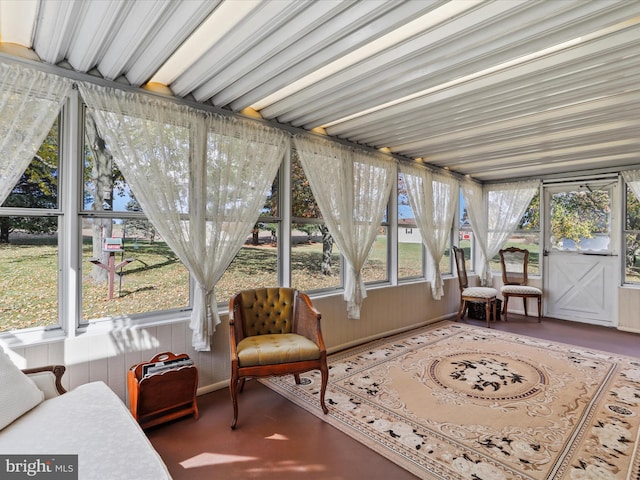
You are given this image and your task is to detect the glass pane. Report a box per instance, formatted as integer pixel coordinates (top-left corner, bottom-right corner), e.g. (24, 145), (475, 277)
(459, 191), (474, 272)
(291, 149), (322, 220)
(398, 226), (423, 278)
(362, 228), (388, 283)
(83, 113), (131, 213)
(398, 173), (423, 278)
(624, 188), (640, 283)
(441, 237), (452, 275)
(549, 189), (611, 252)
(491, 234), (540, 275)
(81, 217), (190, 321)
(216, 225), (279, 303)
(1, 119), (59, 210)
(0, 217), (59, 331)
(291, 224), (341, 291)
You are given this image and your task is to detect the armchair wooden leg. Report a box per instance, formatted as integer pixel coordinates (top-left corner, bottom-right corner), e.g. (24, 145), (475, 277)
(456, 300), (466, 321)
(485, 301), (491, 328)
(230, 376), (239, 429)
(319, 364), (329, 415)
(523, 297), (528, 317)
(294, 373), (301, 384)
(503, 296), (509, 322)
(537, 295), (542, 322)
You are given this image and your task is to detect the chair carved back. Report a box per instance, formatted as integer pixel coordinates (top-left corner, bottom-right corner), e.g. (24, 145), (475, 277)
(452, 246), (469, 291)
(499, 247), (529, 286)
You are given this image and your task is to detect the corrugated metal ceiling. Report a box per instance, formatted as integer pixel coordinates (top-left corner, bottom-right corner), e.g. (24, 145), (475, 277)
(0, 0), (639, 182)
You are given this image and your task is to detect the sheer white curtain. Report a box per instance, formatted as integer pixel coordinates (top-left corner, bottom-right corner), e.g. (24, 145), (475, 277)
(0, 62), (72, 204)
(79, 83), (288, 351)
(461, 179), (538, 286)
(294, 134), (395, 319)
(400, 163), (458, 299)
(623, 169), (640, 201)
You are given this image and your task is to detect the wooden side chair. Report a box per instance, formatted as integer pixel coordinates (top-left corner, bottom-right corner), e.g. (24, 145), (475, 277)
(499, 247), (542, 322)
(452, 246), (498, 328)
(229, 287), (329, 429)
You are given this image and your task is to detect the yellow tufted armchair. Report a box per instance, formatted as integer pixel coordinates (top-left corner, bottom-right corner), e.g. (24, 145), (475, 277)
(229, 287), (329, 429)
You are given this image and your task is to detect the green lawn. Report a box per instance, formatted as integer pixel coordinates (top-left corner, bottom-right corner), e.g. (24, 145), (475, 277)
(0, 234), (540, 332)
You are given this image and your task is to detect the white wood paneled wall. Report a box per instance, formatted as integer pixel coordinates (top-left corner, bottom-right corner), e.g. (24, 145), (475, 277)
(8, 277), (640, 404)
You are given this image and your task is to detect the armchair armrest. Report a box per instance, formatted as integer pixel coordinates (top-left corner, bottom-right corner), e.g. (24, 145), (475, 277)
(22, 365), (67, 398)
(293, 292), (326, 352)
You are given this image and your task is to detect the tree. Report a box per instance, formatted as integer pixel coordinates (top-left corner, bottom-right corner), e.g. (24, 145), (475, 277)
(549, 190), (609, 247)
(0, 122), (58, 243)
(290, 151), (334, 275)
(124, 197), (156, 244)
(518, 192), (539, 230)
(84, 113), (127, 282)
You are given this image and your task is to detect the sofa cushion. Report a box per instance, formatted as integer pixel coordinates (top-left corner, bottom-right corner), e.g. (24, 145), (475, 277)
(0, 381), (172, 480)
(0, 346), (44, 430)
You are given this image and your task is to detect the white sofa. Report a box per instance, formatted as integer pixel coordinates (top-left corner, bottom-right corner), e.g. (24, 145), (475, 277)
(0, 347), (172, 480)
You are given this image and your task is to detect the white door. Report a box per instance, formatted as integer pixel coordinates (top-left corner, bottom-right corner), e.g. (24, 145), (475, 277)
(543, 181), (619, 327)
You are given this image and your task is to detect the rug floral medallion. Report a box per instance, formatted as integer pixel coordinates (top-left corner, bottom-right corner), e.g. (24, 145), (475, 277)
(262, 322), (640, 479)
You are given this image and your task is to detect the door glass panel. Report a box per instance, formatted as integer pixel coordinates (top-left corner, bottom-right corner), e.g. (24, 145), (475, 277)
(549, 188), (611, 252)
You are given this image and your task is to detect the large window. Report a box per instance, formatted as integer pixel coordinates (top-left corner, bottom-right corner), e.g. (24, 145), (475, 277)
(0, 120), (60, 333)
(80, 113), (191, 322)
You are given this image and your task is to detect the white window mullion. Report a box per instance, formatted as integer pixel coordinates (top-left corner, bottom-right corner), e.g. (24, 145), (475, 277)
(60, 88), (82, 337)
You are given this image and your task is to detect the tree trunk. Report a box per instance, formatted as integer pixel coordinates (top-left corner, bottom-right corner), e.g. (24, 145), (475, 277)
(321, 225), (333, 275)
(0, 219), (10, 243)
(85, 114), (114, 283)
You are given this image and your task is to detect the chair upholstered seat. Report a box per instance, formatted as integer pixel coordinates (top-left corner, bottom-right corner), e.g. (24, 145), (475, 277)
(236, 334), (321, 367)
(501, 285), (542, 295)
(462, 287), (499, 298)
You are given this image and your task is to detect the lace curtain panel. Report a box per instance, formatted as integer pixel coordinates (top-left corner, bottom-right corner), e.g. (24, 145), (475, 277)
(294, 134), (396, 319)
(462, 180), (539, 286)
(400, 163), (458, 299)
(79, 83), (288, 351)
(0, 62), (72, 204)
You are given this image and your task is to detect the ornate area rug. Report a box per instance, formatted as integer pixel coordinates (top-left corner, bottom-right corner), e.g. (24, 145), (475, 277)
(261, 321), (640, 479)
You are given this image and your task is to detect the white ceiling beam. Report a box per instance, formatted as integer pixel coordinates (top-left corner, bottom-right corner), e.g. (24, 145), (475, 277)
(324, 20), (640, 141)
(467, 154), (640, 182)
(65, 0), (134, 72)
(208, 0), (399, 107)
(347, 70), (640, 147)
(96, 0), (178, 81)
(227, 0), (444, 111)
(125, 1), (218, 87)
(149, 0), (261, 87)
(172, 0), (315, 99)
(257, 0), (490, 119)
(32, 0), (80, 64)
(286, 0), (603, 127)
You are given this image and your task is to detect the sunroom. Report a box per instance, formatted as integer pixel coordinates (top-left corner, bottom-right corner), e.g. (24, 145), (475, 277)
(1, 0), (640, 429)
